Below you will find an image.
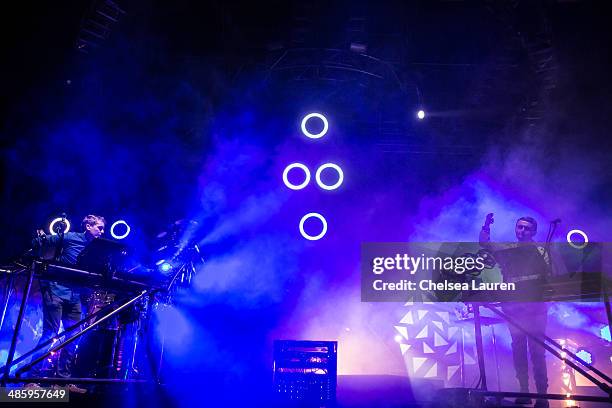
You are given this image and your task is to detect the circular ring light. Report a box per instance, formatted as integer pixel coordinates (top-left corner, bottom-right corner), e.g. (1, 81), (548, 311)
(283, 163), (311, 190)
(301, 113), (329, 139)
(315, 163), (344, 190)
(110, 220), (131, 240)
(299, 212), (328, 241)
(567, 229), (588, 249)
(49, 217), (71, 235)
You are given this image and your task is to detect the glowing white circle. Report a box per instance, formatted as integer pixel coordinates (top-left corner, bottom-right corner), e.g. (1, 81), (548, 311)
(301, 113), (329, 139)
(299, 213), (328, 241)
(567, 229), (588, 249)
(315, 163), (344, 190)
(283, 163), (311, 190)
(110, 220), (131, 240)
(49, 217), (71, 235)
(417, 110), (425, 120)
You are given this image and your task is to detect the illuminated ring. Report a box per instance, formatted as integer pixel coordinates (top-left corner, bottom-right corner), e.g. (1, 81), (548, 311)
(110, 220), (131, 240)
(315, 163), (344, 190)
(299, 213), (328, 241)
(301, 113), (328, 139)
(49, 218), (70, 235)
(282, 163), (311, 190)
(567, 229), (588, 249)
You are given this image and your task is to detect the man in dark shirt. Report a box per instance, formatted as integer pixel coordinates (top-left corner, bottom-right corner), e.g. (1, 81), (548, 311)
(480, 216), (549, 408)
(29, 215), (106, 390)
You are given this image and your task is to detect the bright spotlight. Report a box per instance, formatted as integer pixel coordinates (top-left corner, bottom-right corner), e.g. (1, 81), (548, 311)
(315, 163), (344, 191)
(600, 326), (611, 342)
(283, 163), (311, 190)
(299, 212), (328, 241)
(301, 113), (329, 139)
(417, 110), (425, 120)
(575, 349), (593, 365)
(110, 220), (131, 240)
(49, 217), (71, 235)
(158, 262), (172, 273)
(394, 335), (403, 343)
(567, 229), (588, 249)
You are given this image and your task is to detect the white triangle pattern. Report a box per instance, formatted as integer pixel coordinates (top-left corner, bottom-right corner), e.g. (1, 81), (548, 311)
(424, 363), (437, 378)
(447, 365), (460, 380)
(400, 312), (414, 325)
(412, 357), (427, 372)
(445, 342), (457, 355)
(423, 343), (434, 354)
(434, 332), (448, 347)
(394, 325), (409, 339)
(415, 326), (428, 339)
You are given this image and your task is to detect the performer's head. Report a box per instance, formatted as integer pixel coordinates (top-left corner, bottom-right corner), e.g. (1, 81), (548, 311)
(82, 214), (106, 240)
(515, 216), (537, 242)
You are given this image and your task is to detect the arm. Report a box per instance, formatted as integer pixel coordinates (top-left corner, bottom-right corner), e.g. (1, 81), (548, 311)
(478, 213), (513, 252)
(31, 231), (62, 260)
(479, 213), (494, 250)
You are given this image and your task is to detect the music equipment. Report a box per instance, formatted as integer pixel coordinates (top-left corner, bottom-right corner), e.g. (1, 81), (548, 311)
(494, 244), (549, 283)
(32, 261), (156, 293)
(273, 340), (337, 404)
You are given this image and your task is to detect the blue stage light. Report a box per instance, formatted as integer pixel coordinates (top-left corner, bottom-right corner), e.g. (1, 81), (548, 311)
(315, 163), (344, 190)
(299, 212), (328, 241)
(301, 113), (328, 139)
(283, 162), (311, 190)
(110, 220), (131, 240)
(417, 110), (425, 120)
(600, 326), (611, 342)
(575, 349), (592, 365)
(159, 262), (172, 273)
(567, 229), (588, 249)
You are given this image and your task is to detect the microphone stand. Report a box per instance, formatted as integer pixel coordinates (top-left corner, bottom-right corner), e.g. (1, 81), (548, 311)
(543, 219), (560, 278)
(53, 214), (67, 262)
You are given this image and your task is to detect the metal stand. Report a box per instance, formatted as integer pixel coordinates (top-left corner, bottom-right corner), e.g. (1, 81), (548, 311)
(0, 272), (16, 332)
(472, 304), (487, 391)
(490, 324), (501, 392)
(470, 303), (612, 404)
(16, 291), (150, 378)
(2, 264), (34, 383)
(0, 261), (157, 385)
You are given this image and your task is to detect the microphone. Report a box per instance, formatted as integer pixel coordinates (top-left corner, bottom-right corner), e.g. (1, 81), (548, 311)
(55, 212), (68, 235)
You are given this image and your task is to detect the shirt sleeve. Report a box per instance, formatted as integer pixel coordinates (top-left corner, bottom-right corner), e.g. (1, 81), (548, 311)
(31, 234), (62, 257)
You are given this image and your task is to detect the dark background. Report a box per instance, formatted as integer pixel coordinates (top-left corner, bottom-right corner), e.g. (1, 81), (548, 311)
(2, 1), (611, 263)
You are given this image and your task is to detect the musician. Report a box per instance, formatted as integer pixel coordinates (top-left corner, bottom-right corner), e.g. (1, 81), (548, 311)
(28, 214), (106, 392)
(479, 216), (549, 408)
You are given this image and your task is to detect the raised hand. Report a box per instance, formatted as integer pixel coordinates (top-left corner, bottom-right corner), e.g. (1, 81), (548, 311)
(483, 213), (494, 231)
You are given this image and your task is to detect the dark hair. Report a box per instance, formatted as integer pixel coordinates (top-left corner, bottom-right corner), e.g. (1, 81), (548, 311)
(82, 214), (106, 231)
(516, 216), (537, 232)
